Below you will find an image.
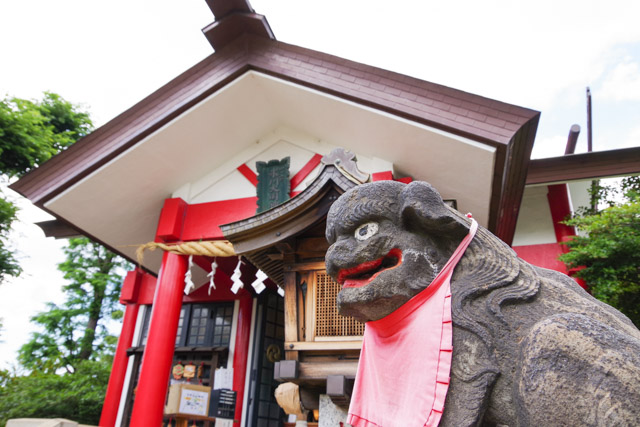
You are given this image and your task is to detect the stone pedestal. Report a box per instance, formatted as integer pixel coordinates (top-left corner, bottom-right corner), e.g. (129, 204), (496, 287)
(318, 395), (350, 427)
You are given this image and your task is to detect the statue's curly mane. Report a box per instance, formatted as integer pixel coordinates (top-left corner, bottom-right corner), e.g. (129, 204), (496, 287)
(452, 226), (540, 336)
(446, 222), (540, 389)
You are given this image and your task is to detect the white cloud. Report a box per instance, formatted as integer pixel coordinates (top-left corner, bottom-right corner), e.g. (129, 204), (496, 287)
(619, 124), (640, 149)
(531, 134), (569, 159)
(600, 59), (640, 101)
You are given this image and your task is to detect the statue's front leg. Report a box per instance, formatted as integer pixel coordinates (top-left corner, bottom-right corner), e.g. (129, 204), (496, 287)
(440, 328), (499, 427)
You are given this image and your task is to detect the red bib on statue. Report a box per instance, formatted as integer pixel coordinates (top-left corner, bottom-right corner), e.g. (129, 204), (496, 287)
(347, 220), (477, 427)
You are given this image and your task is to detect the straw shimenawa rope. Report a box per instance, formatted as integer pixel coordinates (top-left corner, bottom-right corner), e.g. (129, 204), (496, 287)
(136, 240), (236, 265)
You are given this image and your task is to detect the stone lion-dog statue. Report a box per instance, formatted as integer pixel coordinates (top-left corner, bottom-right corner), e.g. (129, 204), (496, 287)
(325, 180), (640, 427)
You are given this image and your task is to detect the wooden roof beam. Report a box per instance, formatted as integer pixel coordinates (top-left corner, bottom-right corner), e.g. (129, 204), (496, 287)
(202, 0), (274, 51)
(35, 219), (83, 239)
(526, 147), (640, 185)
(205, 0), (254, 18)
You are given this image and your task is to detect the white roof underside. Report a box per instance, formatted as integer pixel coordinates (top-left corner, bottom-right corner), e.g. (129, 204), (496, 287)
(45, 71), (496, 273)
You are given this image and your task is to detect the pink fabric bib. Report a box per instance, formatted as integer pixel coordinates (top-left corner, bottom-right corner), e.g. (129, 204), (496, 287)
(347, 220), (477, 427)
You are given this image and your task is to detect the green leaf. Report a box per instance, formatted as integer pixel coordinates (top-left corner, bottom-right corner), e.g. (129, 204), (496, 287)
(0, 360), (112, 426)
(560, 185), (640, 327)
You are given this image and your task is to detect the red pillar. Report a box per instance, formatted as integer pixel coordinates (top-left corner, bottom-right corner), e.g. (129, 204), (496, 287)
(130, 252), (187, 427)
(547, 184), (577, 249)
(232, 295), (253, 427)
(547, 184), (587, 289)
(100, 302), (140, 427)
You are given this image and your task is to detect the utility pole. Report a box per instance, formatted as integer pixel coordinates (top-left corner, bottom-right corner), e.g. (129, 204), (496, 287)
(587, 87), (593, 153)
(587, 87), (598, 212)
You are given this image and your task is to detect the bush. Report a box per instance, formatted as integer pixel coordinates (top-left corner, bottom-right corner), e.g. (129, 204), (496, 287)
(0, 360), (111, 426)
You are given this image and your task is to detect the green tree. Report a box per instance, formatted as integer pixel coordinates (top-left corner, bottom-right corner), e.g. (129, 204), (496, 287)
(0, 92), (93, 284)
(0, 94), (131, 426)
(0, 196), (19, 283)
(0, 360), (111, 427)
(560, 176), (640, 326)
(0, 92), (92, 177)
(19, 238), (132, 374)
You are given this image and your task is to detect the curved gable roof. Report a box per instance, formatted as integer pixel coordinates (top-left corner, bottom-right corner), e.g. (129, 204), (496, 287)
(12, 27), (539, 245)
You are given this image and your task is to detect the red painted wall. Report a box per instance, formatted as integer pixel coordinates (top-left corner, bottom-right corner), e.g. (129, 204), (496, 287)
(513, 242), (587, 289)
(513, 243), (569, 274)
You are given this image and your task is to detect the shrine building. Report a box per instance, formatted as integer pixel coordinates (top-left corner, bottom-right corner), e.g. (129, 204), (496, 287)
(11, 1), (640, 427)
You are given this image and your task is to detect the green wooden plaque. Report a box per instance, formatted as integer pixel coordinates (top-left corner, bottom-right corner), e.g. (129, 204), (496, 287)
(256, 157), (290, 213)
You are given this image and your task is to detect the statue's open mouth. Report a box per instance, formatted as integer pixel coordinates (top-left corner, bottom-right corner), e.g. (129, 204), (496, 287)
(337, 248), (402, 288)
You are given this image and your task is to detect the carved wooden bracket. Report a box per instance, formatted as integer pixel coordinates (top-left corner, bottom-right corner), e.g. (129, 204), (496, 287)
(321, 148), (369, 184)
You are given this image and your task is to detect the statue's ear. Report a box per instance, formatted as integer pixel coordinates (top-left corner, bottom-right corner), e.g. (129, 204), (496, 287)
(399, 181), (469, 238)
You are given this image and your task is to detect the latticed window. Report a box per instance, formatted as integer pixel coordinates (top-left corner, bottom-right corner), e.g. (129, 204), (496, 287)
(187, 305), (210, 346)
(176, 307), (186, 345)
(211, 304), (234, 346)
(315, 271), (365, 337)
(140, 302), (234, 348)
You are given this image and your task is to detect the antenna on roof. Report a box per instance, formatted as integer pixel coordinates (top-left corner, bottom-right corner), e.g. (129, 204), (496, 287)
(586, 87), (598, 211)
(586, 87), (593, 153)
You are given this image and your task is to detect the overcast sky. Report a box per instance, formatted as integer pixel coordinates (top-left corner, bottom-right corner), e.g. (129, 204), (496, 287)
(1, 0), (640, 369)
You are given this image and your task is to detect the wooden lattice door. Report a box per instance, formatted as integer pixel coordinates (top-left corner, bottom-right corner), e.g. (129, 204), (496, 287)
(314, 271), (365, 339)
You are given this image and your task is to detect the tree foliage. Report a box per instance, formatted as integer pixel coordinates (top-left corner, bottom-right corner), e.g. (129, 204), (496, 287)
(0, 92), (93, 284)
(0, 360), (111, 427)
(560, 176), (640, 326)
(0, 92), (92, 177)
(19, 238), (132, 374)
(0, 94), (130, 426)
(0, 195), (19, 283)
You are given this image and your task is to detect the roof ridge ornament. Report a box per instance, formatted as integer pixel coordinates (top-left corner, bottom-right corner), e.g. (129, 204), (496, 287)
(202, 0), (275, 51)
(321, 148), (370, 184)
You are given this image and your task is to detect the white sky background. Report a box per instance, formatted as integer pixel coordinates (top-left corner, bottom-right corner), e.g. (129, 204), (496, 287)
(1, 0), (640, 368)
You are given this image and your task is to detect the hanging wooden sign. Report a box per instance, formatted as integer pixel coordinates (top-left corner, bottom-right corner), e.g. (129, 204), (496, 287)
(172, 363), (184, 380)
(197, 363), (204, 379)
(184, 363), (196, 379)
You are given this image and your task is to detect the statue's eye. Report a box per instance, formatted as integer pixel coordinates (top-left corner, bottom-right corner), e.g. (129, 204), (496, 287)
(354, 222), (379, 241)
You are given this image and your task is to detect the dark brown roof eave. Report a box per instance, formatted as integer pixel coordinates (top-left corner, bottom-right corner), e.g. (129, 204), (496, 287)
(244, 36), (539, 148)
(11, 34), (539, 224)
(35, 219), (83, 239)
(492, 113), (540, 246)
(10, 37), (252, 205)
(526, 146), (640, 185)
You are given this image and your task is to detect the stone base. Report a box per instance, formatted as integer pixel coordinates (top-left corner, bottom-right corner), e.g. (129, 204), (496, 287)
(6, 419), (96, 427)
(318, 394), (351, 427)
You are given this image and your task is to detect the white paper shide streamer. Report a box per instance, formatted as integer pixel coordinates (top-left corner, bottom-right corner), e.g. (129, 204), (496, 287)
(207, 259), (218, 295)
(230, 257), (244, 294)
(251, 270), (268, 294)
(184, 254), (195, 295)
